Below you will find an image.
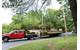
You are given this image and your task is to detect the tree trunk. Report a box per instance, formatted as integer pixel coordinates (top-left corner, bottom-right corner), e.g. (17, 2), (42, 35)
(68, 0), (77, 33)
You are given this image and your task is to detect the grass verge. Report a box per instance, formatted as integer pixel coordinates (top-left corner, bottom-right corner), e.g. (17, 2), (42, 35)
(9, 36), (77, 50)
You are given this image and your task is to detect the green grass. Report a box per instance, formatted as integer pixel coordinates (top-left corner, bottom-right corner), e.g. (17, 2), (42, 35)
(9, 36), (77, 50)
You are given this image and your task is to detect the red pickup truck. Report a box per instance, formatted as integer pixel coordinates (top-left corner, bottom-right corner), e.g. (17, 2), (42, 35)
(2, 30), (38, 42)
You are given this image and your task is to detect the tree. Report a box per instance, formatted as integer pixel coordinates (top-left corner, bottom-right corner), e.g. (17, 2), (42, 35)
(68, 0), (77, 33)
(9, 10), (43, 30)
(23, 10), (43, 29)
(57, 0), (77, 32)
(2, 8), (74, 33)
(2, 0), (75, 32)
(2, 0), (51, 14)
(44, 9), (64, 29)
(2, 24), (13, 33)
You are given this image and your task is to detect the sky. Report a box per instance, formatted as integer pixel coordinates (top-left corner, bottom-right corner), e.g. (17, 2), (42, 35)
(0, 8), (13, 24)
(0, 0), (61, 24)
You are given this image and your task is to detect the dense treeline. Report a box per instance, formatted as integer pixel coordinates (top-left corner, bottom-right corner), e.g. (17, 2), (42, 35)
(2, 9), (74, 33)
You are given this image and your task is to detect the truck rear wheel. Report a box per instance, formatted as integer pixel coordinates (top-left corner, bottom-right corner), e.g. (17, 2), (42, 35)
(26, 34), (38, 40)
(27, 36), (33, 40)
(3, 37), (9, 42)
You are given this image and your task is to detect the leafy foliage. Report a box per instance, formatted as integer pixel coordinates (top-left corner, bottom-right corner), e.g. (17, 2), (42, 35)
(2, 8), (74, 33)
(2, 24), (13, 33)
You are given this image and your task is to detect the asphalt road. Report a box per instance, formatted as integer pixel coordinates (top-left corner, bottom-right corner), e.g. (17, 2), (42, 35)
(2, 39), (31, 50)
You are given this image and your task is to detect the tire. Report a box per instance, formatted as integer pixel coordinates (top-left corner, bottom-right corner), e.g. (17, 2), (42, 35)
(27, 35), (38, 40)
(27, 37), (33, 40)
(27, 35), (33, 40)
(32, 37), (38, 40)
(2, 37), (9, 42)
